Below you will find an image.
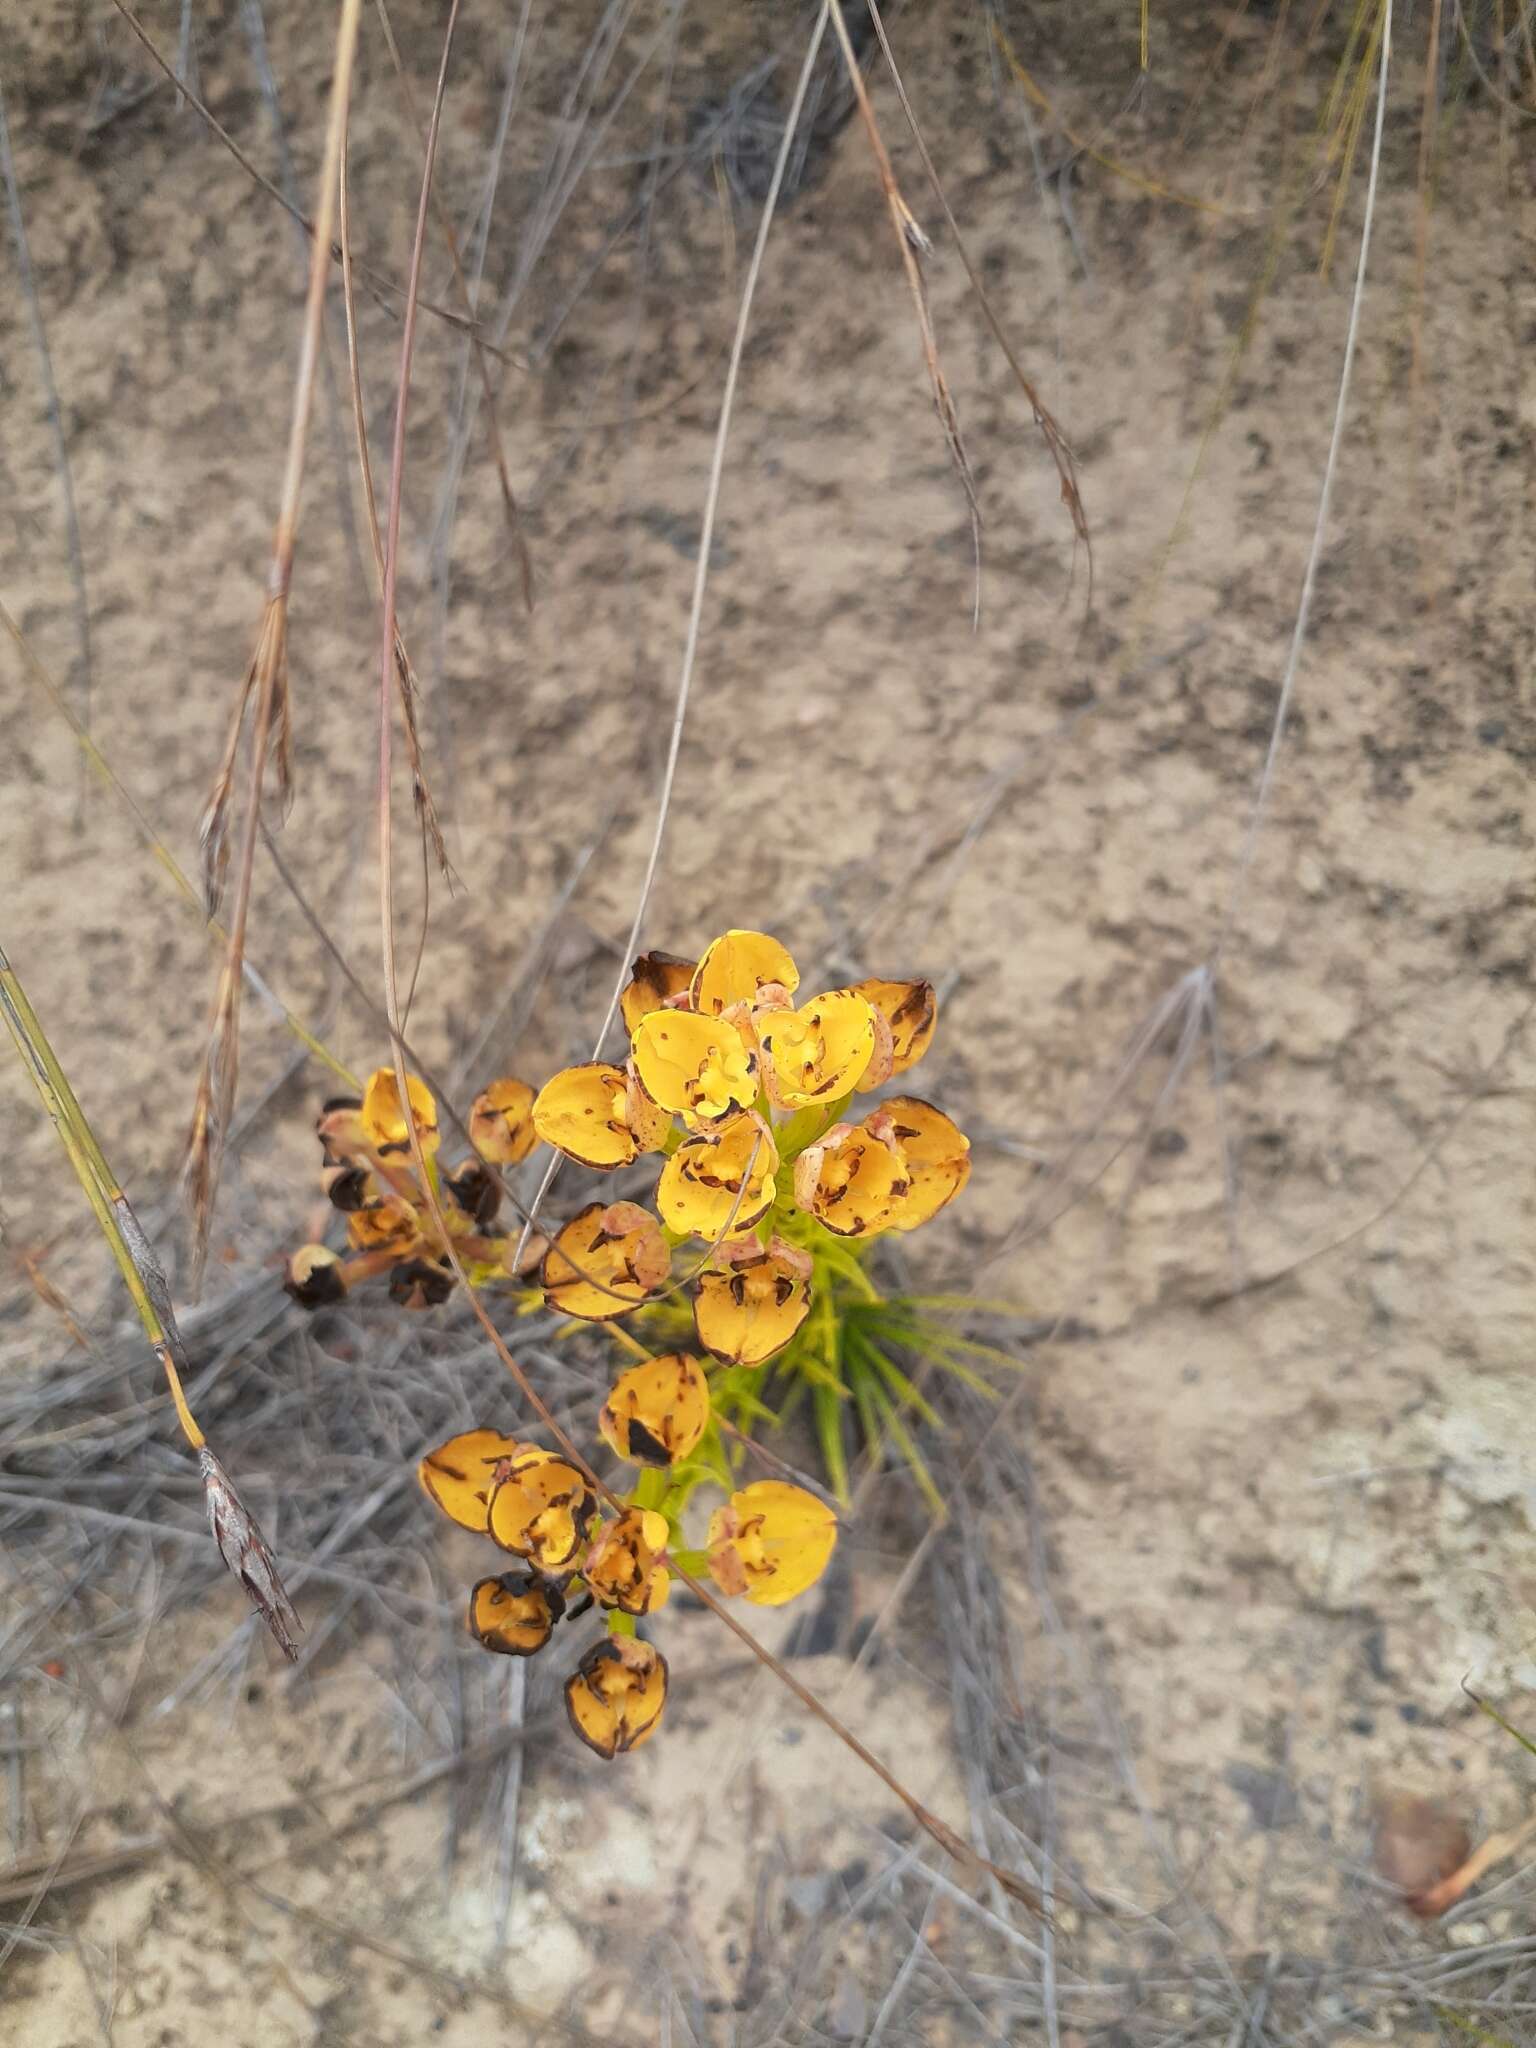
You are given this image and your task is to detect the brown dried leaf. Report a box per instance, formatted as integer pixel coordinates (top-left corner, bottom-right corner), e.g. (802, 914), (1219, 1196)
(1374, 1790), (1474, 1917)
(199, 1446), (302, 1660)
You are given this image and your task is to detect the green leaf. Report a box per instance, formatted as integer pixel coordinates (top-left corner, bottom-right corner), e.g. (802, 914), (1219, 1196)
(1465, 1684), (1536, 1760)
(868, 1382), (947, 1521)
(863, 1343), (943, 1430)
(814, 1380), (850, 1504)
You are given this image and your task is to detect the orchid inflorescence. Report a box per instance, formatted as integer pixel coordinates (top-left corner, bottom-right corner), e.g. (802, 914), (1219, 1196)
(283, 931), (971, 1754)
(417, 1421), (835, 1757)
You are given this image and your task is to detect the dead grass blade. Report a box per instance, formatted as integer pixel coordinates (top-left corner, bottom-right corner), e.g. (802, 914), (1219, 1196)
(826, 0), (982, 624)
(0, 942), (300, 1659)
(184, 0), (365, 1290)
(337, 120), (453, 889)
(373, 0), (534, 613)
(870, 7), (1091, 587)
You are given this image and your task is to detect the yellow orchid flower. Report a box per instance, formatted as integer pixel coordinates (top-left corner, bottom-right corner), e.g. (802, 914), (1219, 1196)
(792, 1120), (907, 1237)
(418, 1427), (522, 1534)
(619, 950), (696, 1034)
(469, 1077), (538, 1165)
(690, 929), (799, 1017)
(532, 1060), (652, 1169)
(693, 1247), (811, 1366)
(849, 978), (937, 1087)
(630, 1010), (757, 1123)
(361, 1067), (439, 1157)
(541, 1200), (670, 1321)
(599, 1353), (710, 1465)
(346, 1202), (417, 1253)
(564, 1637), (668, 1759)
(656, 1110), (778, 1239)
(468, 1573), (563, 1656)
(757, 991), (877, 1110)
(873, 1098), (971, 1231)
(706, 1481), (837, 1607)
(487, 1448), (593, 1575)
(582, 1507), (672, 1616)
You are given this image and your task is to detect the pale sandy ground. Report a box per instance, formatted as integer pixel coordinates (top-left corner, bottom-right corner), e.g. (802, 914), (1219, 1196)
(1, 1), (1534, 2043)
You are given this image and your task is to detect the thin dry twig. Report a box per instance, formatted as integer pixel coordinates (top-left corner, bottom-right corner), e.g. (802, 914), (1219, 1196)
(827, 0), (984, 625)
(373, 0), (534, 613)
(185, 0), (365, 1291)
(108, 0), (522, 361)
(867, 5), (1090, 585)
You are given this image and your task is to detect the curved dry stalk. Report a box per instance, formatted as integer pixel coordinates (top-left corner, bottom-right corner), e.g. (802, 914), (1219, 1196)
(185, 0), (365, 1291)
(108, 0), (522, 363)
(337, 120), (452, 890)
(1213, 0), (1393, 966)
(372, 0), (534, 612)
(826, 0), (982, 625)
(867, 7), (1091, 583)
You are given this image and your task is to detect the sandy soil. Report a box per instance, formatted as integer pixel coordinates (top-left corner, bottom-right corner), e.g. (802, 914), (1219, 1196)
(2, 1), (1534, 2042)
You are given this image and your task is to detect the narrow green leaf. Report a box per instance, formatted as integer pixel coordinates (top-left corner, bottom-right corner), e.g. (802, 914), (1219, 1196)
(814, 1380), (850, 1504)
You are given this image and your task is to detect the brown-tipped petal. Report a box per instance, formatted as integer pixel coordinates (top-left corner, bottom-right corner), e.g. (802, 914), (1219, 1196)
(693, 1253), (811, 1367)
(757, 991), (877, 1110)
(857, 1004), (896, 1090)
(444, 1158), (502, 1230)
(389, 1258), (455, 1311)
(630, 1011), (757, 1124)
(468, 1573), (563, 1656)
(361, 1067), (440, 1157)
(690, 930), (800, 1018)
(316, 1098), (368, 1166)
(620, 950), (696, 1035)
(531, 1062), (640, 1169)
(564, 1636), (668, 1758)
(488, 1449), (593, 1575)
(706, 1480), (837, 1607)
(582, 1508), (672, 1616)
(599, 1352), (711, 1465)
(541, 1200), (670, 1322)
(284, 1242), (347, 1309)
(418, 1428), (523, 1532)
(849, 977), (938, 1079)
(877, 1097), (971, 1232)
(625, 1062), (673, 1154)
(794, 1121), (906, 1238)
(469, 1077), (538, 1166)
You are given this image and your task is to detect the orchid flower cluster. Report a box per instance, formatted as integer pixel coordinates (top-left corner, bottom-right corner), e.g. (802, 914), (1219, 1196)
(282, 931), (971, 1754)
(415, 1416), (835, 1758)
(529, 930), (970, 1361)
